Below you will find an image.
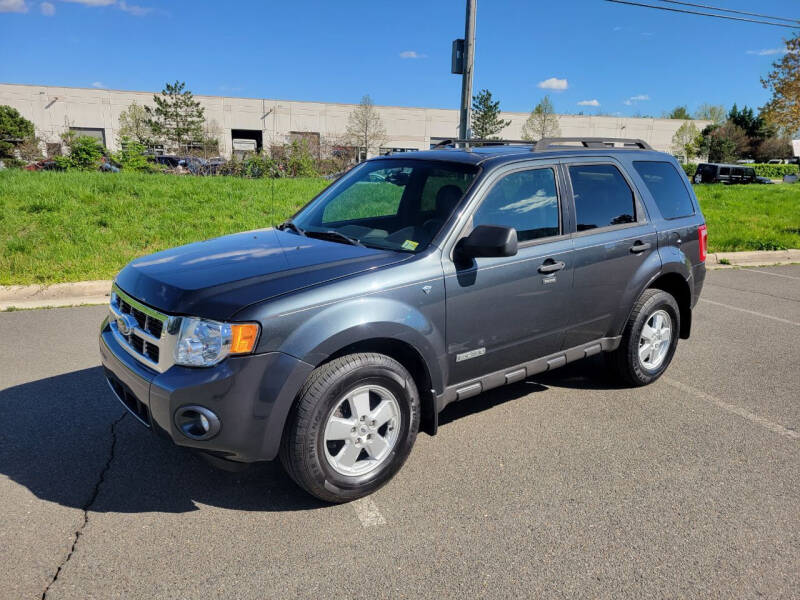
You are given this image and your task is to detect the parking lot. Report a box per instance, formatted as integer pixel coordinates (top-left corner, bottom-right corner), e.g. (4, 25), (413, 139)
(1, 264), (798, 599)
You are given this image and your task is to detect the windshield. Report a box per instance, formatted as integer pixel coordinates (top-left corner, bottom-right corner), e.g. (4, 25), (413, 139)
(290, 159), (479, 253)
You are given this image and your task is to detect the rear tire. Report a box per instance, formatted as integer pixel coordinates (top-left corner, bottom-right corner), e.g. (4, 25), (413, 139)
(606, 289), (680, 387)
(279, 353), (420, 503)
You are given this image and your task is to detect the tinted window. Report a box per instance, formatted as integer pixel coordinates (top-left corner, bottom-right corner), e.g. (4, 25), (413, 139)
(473, 168), (559, 242)
(568, 164), (636, 231)
(719, 167), (730, 175)
(633, 161), (695, 219)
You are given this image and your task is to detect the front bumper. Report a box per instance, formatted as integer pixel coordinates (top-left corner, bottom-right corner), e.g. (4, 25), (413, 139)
(99, 317), (314, 462)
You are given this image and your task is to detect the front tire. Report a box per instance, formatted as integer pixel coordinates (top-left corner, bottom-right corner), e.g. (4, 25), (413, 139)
(606, 289), (680, 387)
(279, 353), (420, 503)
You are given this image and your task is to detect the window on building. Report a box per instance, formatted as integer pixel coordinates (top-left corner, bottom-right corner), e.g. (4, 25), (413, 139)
(568, 164), (636, 231)
(633, 161), (695, 219)
(473, 168), (560, 242)
(69, 127), (106, 146)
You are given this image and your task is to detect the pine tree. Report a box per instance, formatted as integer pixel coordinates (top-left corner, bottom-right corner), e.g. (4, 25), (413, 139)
(470, 89), (510, 139)
(145, 81), (205, 152)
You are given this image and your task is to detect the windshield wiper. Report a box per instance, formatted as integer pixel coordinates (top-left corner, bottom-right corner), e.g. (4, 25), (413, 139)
(305, 229), (363, 247)
(277, 220), (306, 236)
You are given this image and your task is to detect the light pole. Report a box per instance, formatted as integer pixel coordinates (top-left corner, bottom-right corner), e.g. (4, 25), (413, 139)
(458, 0), (476, 141)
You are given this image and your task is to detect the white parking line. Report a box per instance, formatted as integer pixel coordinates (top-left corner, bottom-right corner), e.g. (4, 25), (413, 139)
(663, 377), (799, 441)
(741, 268), (800, 281)
(352, 497), (386, 527)
(699, 298), (800, 327)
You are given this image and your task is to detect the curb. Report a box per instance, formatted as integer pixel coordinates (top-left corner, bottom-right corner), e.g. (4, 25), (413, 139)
(0, 280), (112, 311)
(1, 249), (798, 310)
(705, 249), (800, 269)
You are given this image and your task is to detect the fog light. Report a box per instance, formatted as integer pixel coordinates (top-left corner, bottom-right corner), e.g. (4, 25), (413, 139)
(174, 406), (221, 440)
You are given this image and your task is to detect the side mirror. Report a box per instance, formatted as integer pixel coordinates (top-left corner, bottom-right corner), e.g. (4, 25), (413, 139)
(456, 225), (518, 259)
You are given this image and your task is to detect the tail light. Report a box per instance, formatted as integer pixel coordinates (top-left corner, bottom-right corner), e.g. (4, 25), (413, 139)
(698, 224), (708, 262)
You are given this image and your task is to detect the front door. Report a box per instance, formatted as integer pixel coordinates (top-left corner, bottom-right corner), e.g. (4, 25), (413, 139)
(443, 164), (574, 385)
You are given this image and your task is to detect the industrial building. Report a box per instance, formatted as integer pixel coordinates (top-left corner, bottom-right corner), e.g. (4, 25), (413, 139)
(0, 82), (708, 158)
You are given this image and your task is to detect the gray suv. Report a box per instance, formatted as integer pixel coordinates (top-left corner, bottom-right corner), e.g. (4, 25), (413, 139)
(100, 138), (708, 502)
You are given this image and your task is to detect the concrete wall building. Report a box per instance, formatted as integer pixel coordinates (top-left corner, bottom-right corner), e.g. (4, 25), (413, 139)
(0, 82), (709, 158)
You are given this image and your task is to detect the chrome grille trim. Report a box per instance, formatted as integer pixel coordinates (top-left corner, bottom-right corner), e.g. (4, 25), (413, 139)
(109, 283), (181, 373)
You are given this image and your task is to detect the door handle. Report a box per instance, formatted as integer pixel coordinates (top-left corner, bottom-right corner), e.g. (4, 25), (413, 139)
(538, 260), (566, 274)
(630, 241), (651, 253)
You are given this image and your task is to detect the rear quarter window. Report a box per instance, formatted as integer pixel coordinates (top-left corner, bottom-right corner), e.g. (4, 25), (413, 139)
(633, 161), (695, 220)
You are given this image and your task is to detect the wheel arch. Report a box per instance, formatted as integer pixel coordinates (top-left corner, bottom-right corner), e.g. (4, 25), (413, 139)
(647, 272), (692, 339)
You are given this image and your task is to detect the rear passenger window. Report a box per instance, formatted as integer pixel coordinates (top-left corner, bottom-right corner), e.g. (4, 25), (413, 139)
(568, 164), (636, 231)
(473, 168), (560, 242)
(633, 161), (695, 219)
(720, 167), (730, 175)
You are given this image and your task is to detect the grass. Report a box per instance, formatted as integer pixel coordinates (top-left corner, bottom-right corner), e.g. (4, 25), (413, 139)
(0, 170), (328, 285)
(0, 170), (798, 285)
(693, 184), (800, 252)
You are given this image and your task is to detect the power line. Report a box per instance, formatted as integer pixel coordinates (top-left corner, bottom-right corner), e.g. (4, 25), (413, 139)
(655, 1), (800, 25)
(605, 0), (799, 28)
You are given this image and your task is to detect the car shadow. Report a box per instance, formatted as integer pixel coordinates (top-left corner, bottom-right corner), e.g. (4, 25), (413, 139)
(0, 367), (325, 514)
(0, 357), (621, 514)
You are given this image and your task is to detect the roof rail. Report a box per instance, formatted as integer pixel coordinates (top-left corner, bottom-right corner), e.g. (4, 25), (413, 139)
(532, 137), (653, 152)
(432, 138), (532, 149)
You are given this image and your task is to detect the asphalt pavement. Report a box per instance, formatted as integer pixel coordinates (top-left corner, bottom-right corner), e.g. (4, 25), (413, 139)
(1, 265), (798, 599)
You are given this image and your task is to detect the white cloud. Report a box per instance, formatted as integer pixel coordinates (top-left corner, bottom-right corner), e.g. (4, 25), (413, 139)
(537, 77), (568, 91)
(59, 0), (115, 5)
(40, 1), (55, 15)
(612, 26), (623, 31)
(91, 81), (106, 88)
(577, 99), (600, 107)
(746, 48), (785, 56)
(624, 94), (650, 105)
(0, 0), (28, 13)
(118, 0), (150, 15)
(399, 50), (426, 59)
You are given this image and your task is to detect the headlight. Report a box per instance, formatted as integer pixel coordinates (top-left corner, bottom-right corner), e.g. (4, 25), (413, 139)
(174, 317), (260, 367)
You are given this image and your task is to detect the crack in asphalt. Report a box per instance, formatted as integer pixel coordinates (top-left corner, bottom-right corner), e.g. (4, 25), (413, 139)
(40, 412), (126, 600)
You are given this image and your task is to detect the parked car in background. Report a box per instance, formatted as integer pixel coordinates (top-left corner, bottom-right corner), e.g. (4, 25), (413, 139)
(693, 163), (756, 185)
(100, 137), (708, 502)
(755, 176), (774, 184)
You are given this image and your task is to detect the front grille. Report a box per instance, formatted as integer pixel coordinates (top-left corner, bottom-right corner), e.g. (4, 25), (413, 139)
(118, 296), (163, 339)
(105, 369), (150, 425)
(109, 284), (174, 372)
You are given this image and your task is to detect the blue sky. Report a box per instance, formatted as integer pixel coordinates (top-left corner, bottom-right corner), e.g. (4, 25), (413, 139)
(0, 0), (796, 116)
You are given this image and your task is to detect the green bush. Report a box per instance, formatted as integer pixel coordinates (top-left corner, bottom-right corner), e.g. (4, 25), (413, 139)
(242, 154), (277, 178)
(66, 136), (105, 171)
(681, 163), (799, 179)
(113, 138), (155, 172)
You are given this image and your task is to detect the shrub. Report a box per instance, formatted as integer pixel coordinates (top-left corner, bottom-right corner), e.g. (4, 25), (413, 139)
(113, 138), (154, 172)
(681, 163), (799, 179)
(242, 154), (277, 178)
(66, 136), (105, 171)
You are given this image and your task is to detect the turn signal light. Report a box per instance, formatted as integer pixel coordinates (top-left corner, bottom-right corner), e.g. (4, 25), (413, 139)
(698, 224), (708, 262)
(231, 323), (260, 354)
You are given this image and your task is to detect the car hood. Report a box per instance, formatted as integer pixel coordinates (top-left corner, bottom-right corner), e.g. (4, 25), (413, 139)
(115, 228), (405, 320)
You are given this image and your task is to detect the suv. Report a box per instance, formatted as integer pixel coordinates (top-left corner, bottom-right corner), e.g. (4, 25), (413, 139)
(693, 162), (756, 184)
(100, 137), (707, 502)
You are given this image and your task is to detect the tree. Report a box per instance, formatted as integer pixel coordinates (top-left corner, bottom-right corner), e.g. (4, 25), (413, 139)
(521, 95), (561, 141)
(694, 103), (726, 125)
(671, 121), (699, 161)
(728, 104), (764, 138)
(145, 81), (205, 152)
(697, 122), (749, 163)
(117, 101), (153, 146)
(0, 105), (35, 160)
(666, 105), (692, 120)
(470, 89), (510, 139)
(753, 136), (793, 163)
(761, 34), (800, 135)
(344, 94), (387, 160)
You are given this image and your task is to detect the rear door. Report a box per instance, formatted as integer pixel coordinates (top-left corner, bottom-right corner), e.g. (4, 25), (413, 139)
(562, 159), (659, 348)
(443, 162), (573, 384)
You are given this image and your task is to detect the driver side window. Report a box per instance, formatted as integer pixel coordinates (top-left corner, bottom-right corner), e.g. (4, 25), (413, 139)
(473, 167), (560, 242)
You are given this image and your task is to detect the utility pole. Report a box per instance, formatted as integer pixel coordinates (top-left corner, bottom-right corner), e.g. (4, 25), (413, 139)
(458, 0), (476, 140)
